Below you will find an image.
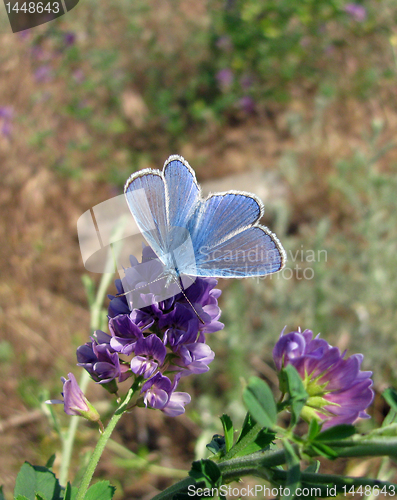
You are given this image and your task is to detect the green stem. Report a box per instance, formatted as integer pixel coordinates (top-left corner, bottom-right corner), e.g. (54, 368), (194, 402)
(150, 437), (397, 500)
(60, 224), (126, 486)
(272, 469), (397, 488)
(59, 371), (90, 485)
(75, 410), (124, 500)
(329, 438), (397, 458)
(75, 385), (138, 500)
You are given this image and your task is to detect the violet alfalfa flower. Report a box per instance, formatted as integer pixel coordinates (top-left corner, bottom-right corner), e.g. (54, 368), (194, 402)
(344, 3), (367, 22)
(46, 373), (100, 423)
(162, 374), (191, 417)
(77, 333), (130, 387)
(130, 334), (166, 379)
(141, 372), (191, 416)
(159, 303), (200, 347)
(34, 65), (53, 83)
(239, 96), (255, 115)
(173, 342), (215, 376)
(109, 314), (143, 355)
(0, 106), (13, 138)
(176, 277), (224, 336)
(273, 329), (374, 429)
(216, 68), (233, 89)
(64, 32), (76, 47)
(107, 279), (130, 318)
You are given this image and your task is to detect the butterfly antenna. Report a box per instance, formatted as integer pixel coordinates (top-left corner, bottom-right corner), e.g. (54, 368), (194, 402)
(172, 276), (205, 325)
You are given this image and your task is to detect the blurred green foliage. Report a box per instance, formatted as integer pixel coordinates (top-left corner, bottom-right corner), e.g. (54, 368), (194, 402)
(208, 122), (397, 415)
(20, 0), (391, 172)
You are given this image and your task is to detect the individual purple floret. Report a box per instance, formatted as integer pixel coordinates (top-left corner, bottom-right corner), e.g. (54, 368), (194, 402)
(108, 279), (131, 317)
(64, 32), (76, 47)
(239, 96), (255, 114)
(46, 373), (100, 422)
(162, 375), (191, 417)
(0, 106), (13, 138)
(77, 245), (223, 417)
(109, 314), (142, 355)
(216, 68), (234, 89)
(159, 303), (200, 347)
(273, 328), (374, 429)
(130, 334), (167, 378)
(173, 342), (215, 376)
(344, 3), (367, 22)
(141, 373), (190, 416)
(34, 65), (53, 83)
(77, 335), (130, 384)
(141, 372), (173, 410)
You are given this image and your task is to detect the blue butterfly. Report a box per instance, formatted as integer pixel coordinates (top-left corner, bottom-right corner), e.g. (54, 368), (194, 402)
(123, 155), (286, 291)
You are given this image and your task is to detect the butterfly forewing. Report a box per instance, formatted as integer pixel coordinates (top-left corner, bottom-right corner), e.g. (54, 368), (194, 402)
(188, 192), (263, 249)
(164, 156), (200, 231)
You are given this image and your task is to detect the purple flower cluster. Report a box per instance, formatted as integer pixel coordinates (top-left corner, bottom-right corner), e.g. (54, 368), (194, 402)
(77, 246), (223, 416)
(273, 328), (374, 429)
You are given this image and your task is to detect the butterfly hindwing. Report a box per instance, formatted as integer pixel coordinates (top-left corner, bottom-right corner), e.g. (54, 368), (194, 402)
(192, 226), (285, 277)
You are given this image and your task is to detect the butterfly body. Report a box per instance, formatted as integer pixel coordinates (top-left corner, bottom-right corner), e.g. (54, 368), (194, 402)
(124, 155), (286, 283)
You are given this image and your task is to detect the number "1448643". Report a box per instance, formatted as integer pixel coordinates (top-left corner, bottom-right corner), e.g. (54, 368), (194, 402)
(5, 2), (60, 14)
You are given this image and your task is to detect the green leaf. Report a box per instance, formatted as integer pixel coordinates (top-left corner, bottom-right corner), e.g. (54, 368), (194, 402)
(383, 388), (397, 411)
(45, 456), (56, 470)
(282, 440), (300, 500)
(243, 377), (277, 429)
(0, 486), (5, 500)
(316, 424), (355, 442)
(84, 481), (115, 500)
(15, 496), (30, 500)
(282, 365), (307, 400)
(304, 460), (320, 473)
(220, 414), (234, 452)
(382, 410), (397, 427)
(310, 442), (338, 460)
(237, 413), (256, 443)
(189, 460), (222, 489)
(62, 483), (77, 500)
(307, 419), (320, 440)
(234, 428), (275, 457)
(206, 435), (225, 455)
(14, 463), (61, 500)
(280, 365), (308, 427)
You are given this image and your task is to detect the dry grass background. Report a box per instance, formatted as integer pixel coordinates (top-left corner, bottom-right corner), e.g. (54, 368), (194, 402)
(1, 1), (397, 498)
